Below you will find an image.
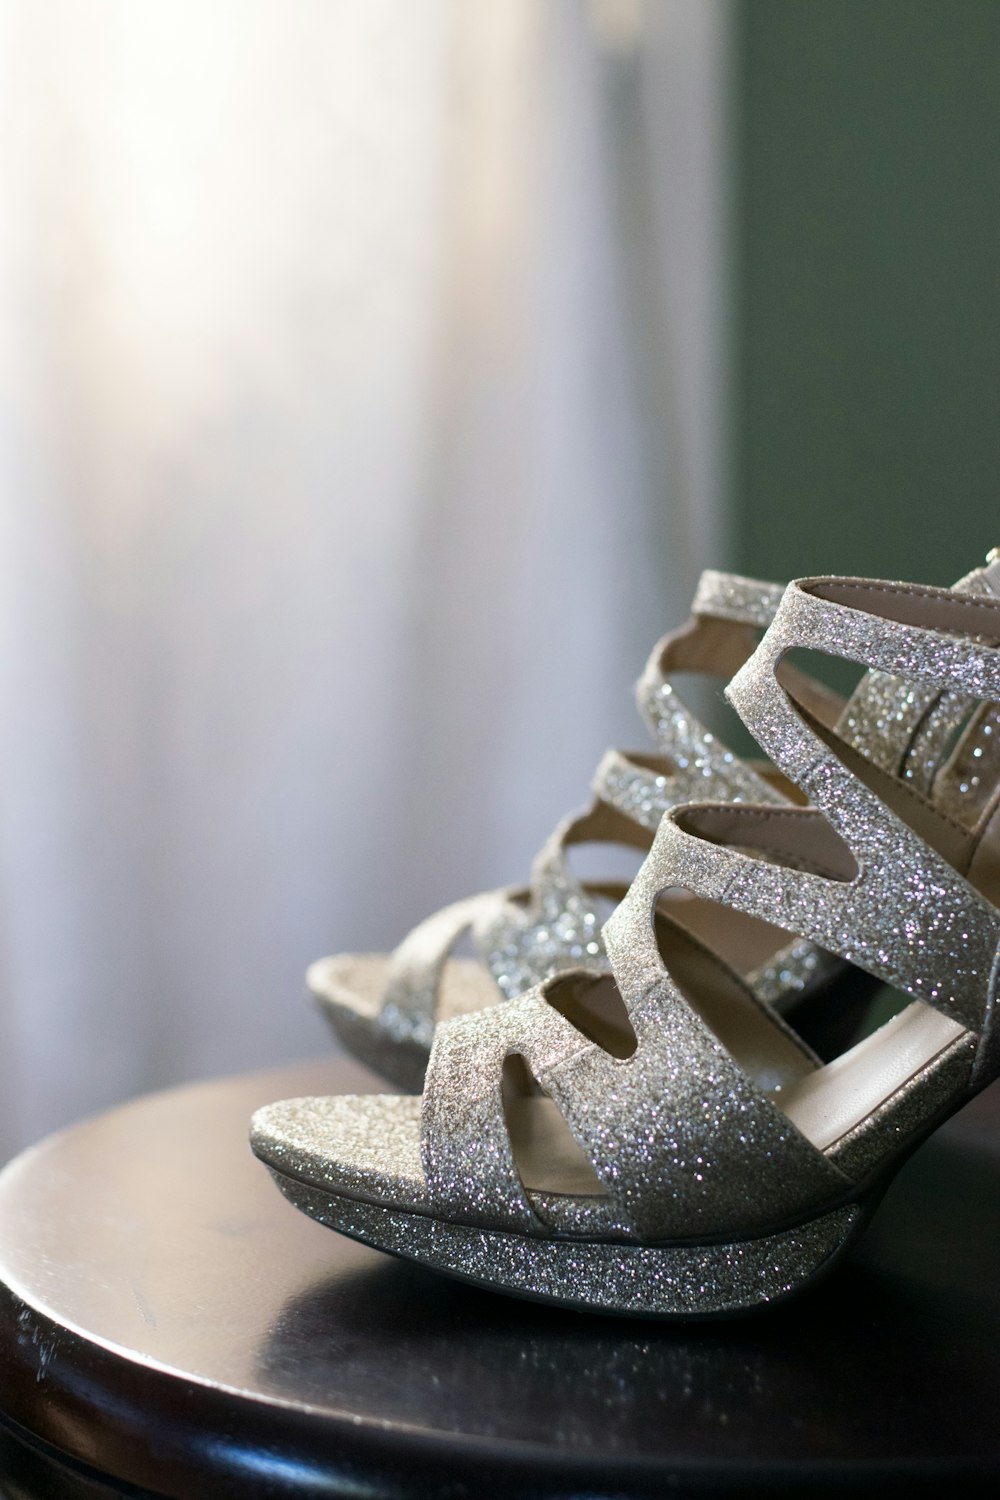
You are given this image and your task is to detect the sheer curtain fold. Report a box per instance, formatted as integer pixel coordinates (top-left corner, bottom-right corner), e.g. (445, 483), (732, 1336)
(0, 0), (731, 1159)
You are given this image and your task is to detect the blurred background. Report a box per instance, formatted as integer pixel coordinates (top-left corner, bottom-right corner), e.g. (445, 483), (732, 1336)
(0, 0), (997, 1161)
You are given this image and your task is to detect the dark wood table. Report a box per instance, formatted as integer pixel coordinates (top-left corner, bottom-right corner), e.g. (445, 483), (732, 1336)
(2, 1055), (1000, 1499)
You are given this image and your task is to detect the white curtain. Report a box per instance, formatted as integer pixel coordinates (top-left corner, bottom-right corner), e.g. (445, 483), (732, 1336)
(0, 0), (731, 1159)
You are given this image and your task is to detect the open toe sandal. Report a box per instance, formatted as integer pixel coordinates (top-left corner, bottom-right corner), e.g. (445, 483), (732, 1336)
(254, 569), (1000, 1317)
(311, 557), (1000, 1090)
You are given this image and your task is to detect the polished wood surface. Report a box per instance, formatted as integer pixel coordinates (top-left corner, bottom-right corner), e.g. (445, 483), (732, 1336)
(2, 1056), (1000, 1498)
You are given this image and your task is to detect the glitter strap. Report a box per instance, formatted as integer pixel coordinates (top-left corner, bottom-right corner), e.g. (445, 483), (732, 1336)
(935, 701), (1000, 823)
(633, 616), (785, 802)
(473, 801), (655, 1003)
(636, 574), (779, 750)
(591, 750), (686, 833)
(691, 569), (787, 627)
(419, 966), (847, 1239)
(379, 892), (512, 1047)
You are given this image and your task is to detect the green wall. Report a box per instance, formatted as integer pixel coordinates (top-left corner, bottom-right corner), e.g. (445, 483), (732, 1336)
(735, 0), (1000, 589)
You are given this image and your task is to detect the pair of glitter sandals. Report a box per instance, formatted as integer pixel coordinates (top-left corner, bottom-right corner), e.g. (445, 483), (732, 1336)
(252, 553), (1000, 1317)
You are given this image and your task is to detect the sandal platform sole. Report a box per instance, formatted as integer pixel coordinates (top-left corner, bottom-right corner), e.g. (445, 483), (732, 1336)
(264, 1166), (865, 1319)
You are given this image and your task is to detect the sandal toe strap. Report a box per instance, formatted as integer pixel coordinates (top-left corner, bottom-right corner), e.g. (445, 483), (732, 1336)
(419, 979), (847, 1240)
(379, 891), (513, 1048)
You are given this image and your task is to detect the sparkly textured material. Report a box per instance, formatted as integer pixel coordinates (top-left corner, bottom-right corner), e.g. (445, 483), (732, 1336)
(312, 571), (798, 1084)
(418, 979), (847, 1240)
(835, 563), (1000, 800)
(936, 702), (1000, 823)
(743, 937), (831, 1007)
(413, 574), (788, 1026)
(253, 570), (1000, 1316)
(269, 1166), (861, 1318)
(707, 580), (1000, 1054)
(313, 561), (1000, 1090)
(826, 1031), (977, 1179)
(690, 569), (787, 628)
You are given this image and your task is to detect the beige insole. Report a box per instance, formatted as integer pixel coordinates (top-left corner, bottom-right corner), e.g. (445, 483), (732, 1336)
(773, 1003), (967, 1148)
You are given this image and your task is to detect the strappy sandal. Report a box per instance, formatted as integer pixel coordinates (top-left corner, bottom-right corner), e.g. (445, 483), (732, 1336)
(311, 560), (1000, 1090)
(253, 570), (1000, 1317)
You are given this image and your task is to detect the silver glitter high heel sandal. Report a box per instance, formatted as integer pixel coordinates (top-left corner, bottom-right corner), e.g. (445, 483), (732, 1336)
(253, 573), (1000, 1317)
(313, 559), (1000, 1090)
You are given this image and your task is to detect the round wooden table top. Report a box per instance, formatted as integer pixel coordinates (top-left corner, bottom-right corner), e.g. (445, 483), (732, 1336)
(2, 1056), (1000, 1499)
